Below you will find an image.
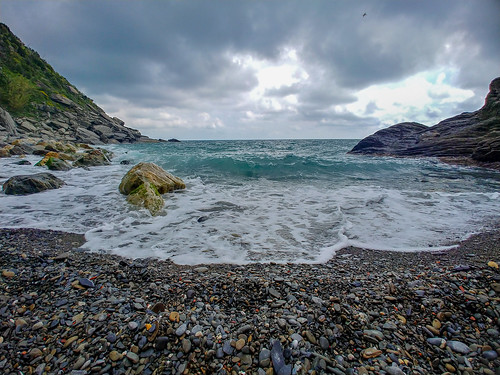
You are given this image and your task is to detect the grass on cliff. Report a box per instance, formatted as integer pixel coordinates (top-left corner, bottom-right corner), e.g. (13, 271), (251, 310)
(0, 23), (98, 117)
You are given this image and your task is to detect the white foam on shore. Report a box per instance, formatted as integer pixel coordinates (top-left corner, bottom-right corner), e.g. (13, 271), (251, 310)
(1, 151), (499, 264)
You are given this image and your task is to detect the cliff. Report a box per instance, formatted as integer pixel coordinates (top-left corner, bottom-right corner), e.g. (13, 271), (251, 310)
(0, 23), (149, 144)
(349, 77), (500, 169)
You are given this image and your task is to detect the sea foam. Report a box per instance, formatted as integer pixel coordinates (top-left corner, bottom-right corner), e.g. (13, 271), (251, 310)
(1, 140), (499, 264)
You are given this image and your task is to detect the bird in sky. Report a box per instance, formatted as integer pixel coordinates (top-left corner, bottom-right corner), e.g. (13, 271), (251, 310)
(363, 13), (367, 17)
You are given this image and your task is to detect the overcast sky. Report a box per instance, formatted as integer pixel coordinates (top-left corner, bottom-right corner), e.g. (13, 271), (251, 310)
(1, 1), (499, 140)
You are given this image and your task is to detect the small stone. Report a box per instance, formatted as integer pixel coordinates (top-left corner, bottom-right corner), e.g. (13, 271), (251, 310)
(319, 336), (329, 350)
(304, 330), (317, 344)
(29, 348), (43, 358)
(73, 356), (85, 370)
(63, 336), (78, 348)
(361, 347), (382, 359)
(128, 321), (138, 330)
(126, 351), (139, 363)
(271, 340), (285, 372)
(78, 278), (95, 288)
(269, 287), (281, 299)
(194, 266), (209, 273)
(432, 319), (442, 329)
(176, 323), (187, 337)
(109, 350), (123, 361)
(169, 311), (180, 322)
(384, 365), (405, 375)
(445, 363), (456, 372)
(155, 336), (169, 351)
(2, 270), (15, 278)
(447, 341), (470, 354)
(483, 350), (498, 360)
(427, 337), (446, 347)
(235, 338), (245, 351)
(33, 321), (44, 330)
(15, 318), (27, 327)
(106, 333), (117, 343)
(182, 338), (192, 353)
(259, 348), (271, 367)
(487, 261), (499, 269)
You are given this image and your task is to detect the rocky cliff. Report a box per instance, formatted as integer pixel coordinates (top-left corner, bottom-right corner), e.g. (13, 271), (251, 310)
(349, 77), (500, 169)
(0, 23), (150, 144)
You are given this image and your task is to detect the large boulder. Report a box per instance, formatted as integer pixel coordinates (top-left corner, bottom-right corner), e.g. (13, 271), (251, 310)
(2, 173), (65, 195)
(119, 162), (186, 216)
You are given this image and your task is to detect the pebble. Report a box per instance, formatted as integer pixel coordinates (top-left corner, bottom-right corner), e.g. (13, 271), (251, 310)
(109, 351), (122, 361)
(78, 277), (95, 288)
(2, 270), (15, 278)
(447, 341), (471, 354)
(126, 351), (139, 363)
(176, 323), (187, 337)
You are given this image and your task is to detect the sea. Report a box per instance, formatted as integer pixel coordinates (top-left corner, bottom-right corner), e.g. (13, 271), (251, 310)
(1, 139), (499, 264)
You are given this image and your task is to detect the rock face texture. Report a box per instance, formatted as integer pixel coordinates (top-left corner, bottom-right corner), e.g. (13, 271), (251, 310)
(2, 172), (64, 195)
(0, 23), (150, 144)
(349, 77), (500, 168)
(119, 162), (186, 216)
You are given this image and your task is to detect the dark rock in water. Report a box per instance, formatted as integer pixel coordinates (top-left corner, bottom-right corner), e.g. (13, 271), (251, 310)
(350, 122), (427, 156)
(73, 149), (111, 167)
(78, 278), (95, 288)
(46, 157), (72, 171)
(168, 138), (181, 142)
(13, 160), (31, 165)
(349, 77), (500, 169)
(120, 160), (131, 165)
(197, 216), (209, 223)
(2, 172), (64, 195)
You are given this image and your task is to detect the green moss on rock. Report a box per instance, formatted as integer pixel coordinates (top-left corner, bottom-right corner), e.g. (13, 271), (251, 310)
(127, 182), (164, 216)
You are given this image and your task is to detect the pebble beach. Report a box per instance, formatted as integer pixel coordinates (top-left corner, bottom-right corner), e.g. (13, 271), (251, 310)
(0, 227), (499, 375)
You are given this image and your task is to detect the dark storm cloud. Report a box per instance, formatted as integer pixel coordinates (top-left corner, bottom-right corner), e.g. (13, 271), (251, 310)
(1, 0), (498, 139)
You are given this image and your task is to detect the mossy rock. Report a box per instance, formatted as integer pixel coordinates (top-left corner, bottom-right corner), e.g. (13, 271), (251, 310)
(46, 157), (72, 171)
(119, 162), (185, 195)
(119, 162), (185, 216)
(127, 182), (164, 216)
(73, 149), (111, 167)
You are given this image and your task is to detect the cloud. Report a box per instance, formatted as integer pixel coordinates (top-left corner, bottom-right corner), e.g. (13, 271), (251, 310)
(2, 0), (499, 139)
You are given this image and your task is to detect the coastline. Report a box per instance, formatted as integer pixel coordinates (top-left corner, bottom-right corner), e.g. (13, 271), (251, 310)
(1, 227), (499, 374)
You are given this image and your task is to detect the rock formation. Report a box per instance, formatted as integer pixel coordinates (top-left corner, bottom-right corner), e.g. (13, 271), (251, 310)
(349, 77), (500, 169)
(119, 162), (186, 216)
(0, 23), (152, 145)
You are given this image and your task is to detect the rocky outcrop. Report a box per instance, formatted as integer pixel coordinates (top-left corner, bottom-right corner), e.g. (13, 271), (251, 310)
(349, 77), (500, 169)
(0, 106), (17, 139)
(119, 162), (186, 216)
(2, 172), (64, 195)
(0, 23), (153, 145)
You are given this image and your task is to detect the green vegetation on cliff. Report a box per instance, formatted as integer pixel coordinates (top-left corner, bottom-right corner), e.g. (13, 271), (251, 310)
(0, 23), (98, 116)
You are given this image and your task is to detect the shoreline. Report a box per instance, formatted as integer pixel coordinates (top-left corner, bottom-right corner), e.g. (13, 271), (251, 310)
(0, 227), (499, 374)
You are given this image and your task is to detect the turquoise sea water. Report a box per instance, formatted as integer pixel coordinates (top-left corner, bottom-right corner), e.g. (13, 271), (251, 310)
(1, 139), (499, 264)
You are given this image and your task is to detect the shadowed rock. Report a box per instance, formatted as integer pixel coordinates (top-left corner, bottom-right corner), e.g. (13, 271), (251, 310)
(2, 172), (64, 195)
(349, 77), (500, 169)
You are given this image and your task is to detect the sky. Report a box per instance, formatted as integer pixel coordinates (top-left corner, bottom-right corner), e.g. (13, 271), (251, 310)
(1, 1), (499, 140)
